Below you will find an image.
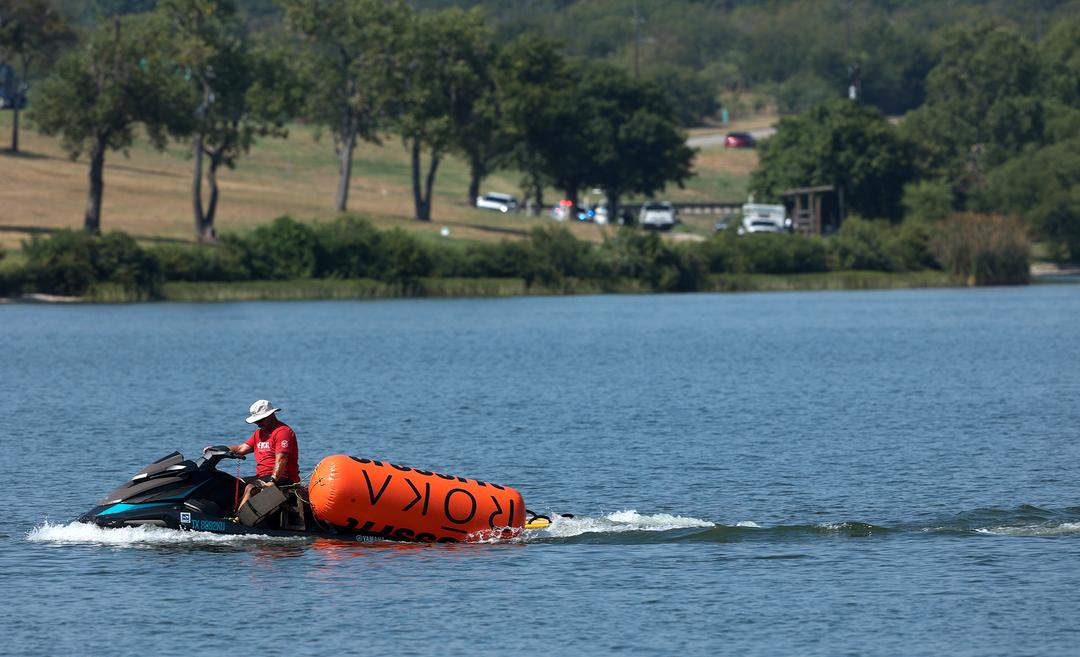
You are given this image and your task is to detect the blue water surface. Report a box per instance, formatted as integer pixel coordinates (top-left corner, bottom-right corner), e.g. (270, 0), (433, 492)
(2, 285), (1079, 656)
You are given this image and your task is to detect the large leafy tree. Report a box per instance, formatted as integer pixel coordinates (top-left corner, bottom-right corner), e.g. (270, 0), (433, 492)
(751, 99), (917, 222)
(501, 51), (595, 213)
(30, 14), (191, 233)
(575, 62), (694, 223)
(161, 0), (299, 241)
(501, 45), (693, 218)
(901, 23), (1043, 202)
(1039, 15), (1080, 144)
(397, 6), (493, 221)
(279, 0), (410, 213)
(981, 139), (1080, 261)
(452, 42), (504, 208)
(974, 17), (1080, 262)
(0, 0), (75, 152)
(496, 34), (569, 213)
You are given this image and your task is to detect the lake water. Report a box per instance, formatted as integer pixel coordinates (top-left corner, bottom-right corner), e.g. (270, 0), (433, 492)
(3, 285), (1079, 656)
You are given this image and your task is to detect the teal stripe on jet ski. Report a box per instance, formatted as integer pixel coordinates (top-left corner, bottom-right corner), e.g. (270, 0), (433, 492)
(98, 502), (173, 516)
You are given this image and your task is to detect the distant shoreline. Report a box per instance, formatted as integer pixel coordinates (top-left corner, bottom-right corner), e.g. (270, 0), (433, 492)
(8, 267), (1076, 305)
(0, 271), (973, 304)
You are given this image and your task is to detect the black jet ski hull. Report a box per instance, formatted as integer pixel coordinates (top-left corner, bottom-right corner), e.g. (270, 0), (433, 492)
(79, 502), (392, 543)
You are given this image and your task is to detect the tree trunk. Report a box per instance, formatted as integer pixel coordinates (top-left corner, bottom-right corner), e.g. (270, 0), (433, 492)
(192, 134), (206, 237)
(409, 137), (441, 222)
(335, 128), (357, 213)
(608, 193), (620, 227)
(468, 156), (483, 207)
(423, 149), (441, 222)
(84, 136), (106, 234)
(11, 60), (27, 153)
(410, 138), (424, 220)
(199, 148), (223, 242)
(10, 106), (19, 153)
(532, 175), (544, 216)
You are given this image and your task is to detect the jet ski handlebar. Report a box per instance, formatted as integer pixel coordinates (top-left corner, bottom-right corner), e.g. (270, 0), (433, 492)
(201, 445), (247, 466)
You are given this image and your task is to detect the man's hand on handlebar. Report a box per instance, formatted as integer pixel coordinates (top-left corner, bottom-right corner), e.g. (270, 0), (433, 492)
(202, 445), (246, 459)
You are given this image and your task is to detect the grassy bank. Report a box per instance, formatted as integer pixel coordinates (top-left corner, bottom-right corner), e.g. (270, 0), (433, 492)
(0, 111), (756, 250)
(141, 271), (958, 303)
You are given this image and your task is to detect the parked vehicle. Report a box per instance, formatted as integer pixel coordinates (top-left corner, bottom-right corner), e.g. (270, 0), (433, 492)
(476, 192), (519, 213)
(551, 199), (573, 221)
(593, 204), (609, 225)
(639, 201), (678, 230)
(724, 131), (756, 148)
(737, 203), (789, 235)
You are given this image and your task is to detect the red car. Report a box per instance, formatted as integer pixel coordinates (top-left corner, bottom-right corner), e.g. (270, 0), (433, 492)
(723, 131), (756, 148)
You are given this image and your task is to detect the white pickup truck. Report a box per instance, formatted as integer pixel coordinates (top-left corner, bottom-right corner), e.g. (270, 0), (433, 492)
(738, 203), (789, 234)
(639, 201), (678, 230)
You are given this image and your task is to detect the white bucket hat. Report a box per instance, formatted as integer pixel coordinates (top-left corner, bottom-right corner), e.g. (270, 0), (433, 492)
(246, 399), (281, 424)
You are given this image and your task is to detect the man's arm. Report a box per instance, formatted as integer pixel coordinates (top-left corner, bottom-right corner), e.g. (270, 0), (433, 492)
(270, 451), (287, 481)
(220, 443), (253, 455)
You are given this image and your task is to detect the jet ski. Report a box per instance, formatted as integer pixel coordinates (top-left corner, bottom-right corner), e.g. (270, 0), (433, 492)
(78, 446), (338, 539)
(79, 446), (556, 542)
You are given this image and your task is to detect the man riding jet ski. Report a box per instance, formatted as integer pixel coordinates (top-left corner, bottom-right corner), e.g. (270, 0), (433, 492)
(78, 446), (558, 541)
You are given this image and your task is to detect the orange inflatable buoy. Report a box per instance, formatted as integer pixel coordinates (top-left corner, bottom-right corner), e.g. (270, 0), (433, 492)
(308, 455), (526, 543)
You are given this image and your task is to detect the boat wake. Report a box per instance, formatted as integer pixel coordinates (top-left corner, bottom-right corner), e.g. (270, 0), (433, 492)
(26, 505), (1080, 549)
(529, 510), (715, 539)
(522, 505), (1080, 544)
(27, 520), (306, 547)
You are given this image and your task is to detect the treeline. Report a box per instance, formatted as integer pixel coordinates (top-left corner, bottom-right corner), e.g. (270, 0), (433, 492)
(750, 17), (1080, 262)
(3, 0), (692, 240)
(48, 0), (1080, 118)
(0, 213), (1029, 300)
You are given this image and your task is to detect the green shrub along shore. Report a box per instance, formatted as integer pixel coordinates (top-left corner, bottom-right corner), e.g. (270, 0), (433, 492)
(0, 213), (1028, 303)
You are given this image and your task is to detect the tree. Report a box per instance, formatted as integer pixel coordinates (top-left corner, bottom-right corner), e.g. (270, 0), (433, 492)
(1040, 15), (1080, 108)
(279, 0), (410, 213)
(575, 63), (694, 224)
(30, 14), (191, 233)
(497, 34), (569, 214)
(900, 23), (1043, 201)
(452, 43), (504, 208)
(644, 64), (718, 127)
(501, 51), (693, 220)
(501, 52), (595, 214)
(0, 0), (74, 152)
(980, 139), (1080, 261)
(397, 7), (493, 221)
(161, 0), (298, 241)
(751, 99), (917, 222)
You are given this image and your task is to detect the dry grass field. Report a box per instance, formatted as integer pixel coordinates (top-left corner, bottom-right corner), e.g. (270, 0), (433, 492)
(0, 110), (760, 251)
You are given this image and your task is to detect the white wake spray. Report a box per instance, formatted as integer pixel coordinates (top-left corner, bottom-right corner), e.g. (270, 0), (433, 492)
(527, 510), (715, 540)
(975, 522), (1080, 537)
(26, 521), (305, 546)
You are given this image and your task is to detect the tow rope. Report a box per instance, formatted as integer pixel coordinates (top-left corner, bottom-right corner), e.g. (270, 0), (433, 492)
(234, 461), (241, 511)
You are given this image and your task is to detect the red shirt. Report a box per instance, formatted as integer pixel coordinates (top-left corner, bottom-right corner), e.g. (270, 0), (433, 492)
(244, 421), (300, 483)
